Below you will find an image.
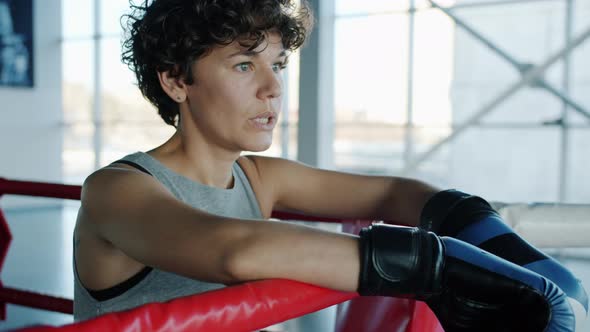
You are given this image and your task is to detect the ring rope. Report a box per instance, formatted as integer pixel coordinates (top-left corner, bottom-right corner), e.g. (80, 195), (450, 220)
(17, 280), (357, 332)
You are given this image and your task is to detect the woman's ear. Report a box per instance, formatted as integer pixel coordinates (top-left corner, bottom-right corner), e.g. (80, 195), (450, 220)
(157, 71), (187, 103)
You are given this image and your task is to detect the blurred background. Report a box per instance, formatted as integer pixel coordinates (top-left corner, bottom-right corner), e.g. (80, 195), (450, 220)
(0, 0), (588, 330)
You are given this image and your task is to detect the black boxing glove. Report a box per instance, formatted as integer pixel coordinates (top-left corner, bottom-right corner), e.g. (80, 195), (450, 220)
(420, 189), (588, 329)
(358, 224), (575, 331)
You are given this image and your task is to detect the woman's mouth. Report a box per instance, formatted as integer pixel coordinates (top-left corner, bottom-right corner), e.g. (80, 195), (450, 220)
(249, 112), (277, 130)
(253, 117), (270, 125)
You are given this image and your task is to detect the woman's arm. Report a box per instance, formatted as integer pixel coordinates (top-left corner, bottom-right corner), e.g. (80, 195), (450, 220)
(81, 166), (360, 291)
(81, 166), (571, 331)
(241, 155), (439, 225)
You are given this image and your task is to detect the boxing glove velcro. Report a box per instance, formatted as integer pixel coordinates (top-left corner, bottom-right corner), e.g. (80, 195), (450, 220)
(357, 224), (444, 299)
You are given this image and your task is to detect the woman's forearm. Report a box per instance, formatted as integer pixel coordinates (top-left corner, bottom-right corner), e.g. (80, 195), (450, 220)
(224, 218), (361, 292)
(221, 178), (438, 290)
(376, 177), (439, 226)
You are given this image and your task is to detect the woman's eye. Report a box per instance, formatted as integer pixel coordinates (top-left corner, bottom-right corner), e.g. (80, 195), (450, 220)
(272, 62), (287, 73)
(236, 63), (252, 72)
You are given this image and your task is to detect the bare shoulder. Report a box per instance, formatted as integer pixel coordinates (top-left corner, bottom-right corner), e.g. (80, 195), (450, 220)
(81, 163), (175, 219)
(238, 155), (319, 216)
(76, 163), (176, 246)
(236, 155), (288, 218)
(75, 164), (175, 289)
(237, 155), (318, 214)
(241, 155), (332, 188)
(239, 155), (301, 178)
(83, 163), (158, 197)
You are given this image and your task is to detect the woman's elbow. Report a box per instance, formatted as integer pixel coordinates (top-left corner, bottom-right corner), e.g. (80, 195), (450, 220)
(220, 248), (257, 283)
(219, 231), (265, 283)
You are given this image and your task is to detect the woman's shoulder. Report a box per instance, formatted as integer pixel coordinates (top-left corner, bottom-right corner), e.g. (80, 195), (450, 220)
(236, 155), (297, 217)
(237, 155), (299, 174)
(236, 155), (300, 189)
(81, 161), (172, 215)
(82, 152), (154, 195)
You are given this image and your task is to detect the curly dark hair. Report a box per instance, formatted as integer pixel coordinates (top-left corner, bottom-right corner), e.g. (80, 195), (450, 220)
(121, 0), (313, 127)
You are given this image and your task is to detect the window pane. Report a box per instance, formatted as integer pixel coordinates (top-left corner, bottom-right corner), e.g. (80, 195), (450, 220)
(409, 0), (590, 202)
(415, 0), (457, 10)
(62, 40), (94, 122)
(448, 0), (574, 126)
(412, 9), (454, 126)
(567, 128), (590, 203)
(285, 50), (300, 160)
(63, 123), (95, 183)
(99, 37), (144, 113)
(101, 0), (133, 37)
(334, 0), (458, 16)
(336, 0), (410, 16)
(570, 17), (590, 124)
(62, 40), (95, 183)
(333, 14), (409, 174)
(446, 128), (561, 202)
(99, 37), (174, 163)
(62, 0), (93, 39)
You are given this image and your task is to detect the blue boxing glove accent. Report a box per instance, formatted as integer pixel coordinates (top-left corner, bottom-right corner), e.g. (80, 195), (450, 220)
(420, 190), (588, 330)
(457, 214), (587, 310)
(437, 236), (574, 332)
(357, 224), (575, 331)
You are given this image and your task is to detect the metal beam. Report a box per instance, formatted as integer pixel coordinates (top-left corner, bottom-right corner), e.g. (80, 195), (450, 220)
(429, 0), (590, 120)
(449, 0), (562, 10)
(297, 0), (335, 168)
(402, 26), (590, 174)
(536, 80), (590, 119)
(280, 65), (290, 159)
(92, 0), (102, 170)
(404, 0), (417, 169)
(558, 0), (575, 202)
(335, 0), (560, 19)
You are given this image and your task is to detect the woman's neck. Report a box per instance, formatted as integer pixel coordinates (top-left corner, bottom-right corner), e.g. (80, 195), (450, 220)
(148, 131), (238, 189)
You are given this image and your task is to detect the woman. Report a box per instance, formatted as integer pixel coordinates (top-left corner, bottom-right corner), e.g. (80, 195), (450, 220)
(73, 0), (582, 330)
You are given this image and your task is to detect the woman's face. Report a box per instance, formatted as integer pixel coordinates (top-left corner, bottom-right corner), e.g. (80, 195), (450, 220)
(183, 33), (287, 153)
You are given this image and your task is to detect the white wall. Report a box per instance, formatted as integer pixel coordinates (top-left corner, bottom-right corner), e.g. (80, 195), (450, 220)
(0, 0), (63, 209)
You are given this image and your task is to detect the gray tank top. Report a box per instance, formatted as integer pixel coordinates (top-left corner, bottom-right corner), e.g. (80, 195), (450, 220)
(73, 152), (263, 321)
